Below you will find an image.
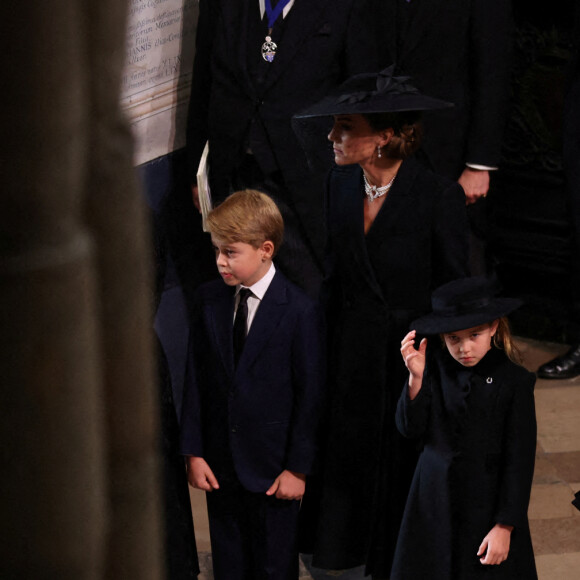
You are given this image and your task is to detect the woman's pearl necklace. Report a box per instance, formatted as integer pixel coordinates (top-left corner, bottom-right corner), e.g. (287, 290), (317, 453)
(363, 173), (396, 203)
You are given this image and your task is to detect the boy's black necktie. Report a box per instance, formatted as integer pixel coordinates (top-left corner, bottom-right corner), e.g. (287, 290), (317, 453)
(233, 288), (252, 365)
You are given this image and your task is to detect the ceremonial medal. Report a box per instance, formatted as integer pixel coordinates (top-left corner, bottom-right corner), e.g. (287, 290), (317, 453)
(261, 0), (293, 63)
(261, 35), (277, 62)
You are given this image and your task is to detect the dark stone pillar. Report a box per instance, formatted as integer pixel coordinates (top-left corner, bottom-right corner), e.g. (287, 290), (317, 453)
(0, 2), (106, 578)
(83, 2), (164, 577)
(1, 2), (163, 578)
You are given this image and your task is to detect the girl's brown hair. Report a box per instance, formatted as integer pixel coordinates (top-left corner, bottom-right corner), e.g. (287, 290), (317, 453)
(493, 317), (523, 365)
(440, 317), (523, 365)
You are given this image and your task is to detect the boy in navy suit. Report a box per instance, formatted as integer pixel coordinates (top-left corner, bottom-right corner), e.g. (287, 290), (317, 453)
(180, 190), (325, 579)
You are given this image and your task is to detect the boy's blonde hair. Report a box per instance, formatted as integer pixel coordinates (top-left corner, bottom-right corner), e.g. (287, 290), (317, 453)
(207, 189), (284, 256)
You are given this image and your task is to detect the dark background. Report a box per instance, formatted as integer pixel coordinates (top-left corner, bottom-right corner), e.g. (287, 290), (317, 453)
(488, 0), (577, 342)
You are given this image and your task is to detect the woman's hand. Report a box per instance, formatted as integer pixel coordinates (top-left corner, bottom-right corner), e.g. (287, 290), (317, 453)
(266, 470), (306, 500)
(477, 523), (513, 565)
(401, 330), (427, 399)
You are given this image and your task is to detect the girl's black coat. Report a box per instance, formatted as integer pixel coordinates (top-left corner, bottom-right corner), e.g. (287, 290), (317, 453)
(392, 346), (537, 579)
(306, 158), (470, 576)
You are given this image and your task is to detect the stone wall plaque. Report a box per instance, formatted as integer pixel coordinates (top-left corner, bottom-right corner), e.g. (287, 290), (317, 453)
(121, 0), (199, 165)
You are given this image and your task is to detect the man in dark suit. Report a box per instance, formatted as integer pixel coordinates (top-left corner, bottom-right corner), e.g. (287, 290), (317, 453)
(537, 4), (580, 379)
(375, 0), (514, 199)
(180, 190), (325, 579)
(186, 0), (377, 295)
(375, 0), (514, 271)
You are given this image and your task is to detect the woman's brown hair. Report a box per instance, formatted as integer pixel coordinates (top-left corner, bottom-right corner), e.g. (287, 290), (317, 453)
(362, 111), (423, 160)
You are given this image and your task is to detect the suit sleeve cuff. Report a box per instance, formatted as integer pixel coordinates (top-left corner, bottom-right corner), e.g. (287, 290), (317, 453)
(466, 163), (498, 171)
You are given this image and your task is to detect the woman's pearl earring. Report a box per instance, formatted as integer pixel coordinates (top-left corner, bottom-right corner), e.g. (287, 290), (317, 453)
(377, 145), (382, 158)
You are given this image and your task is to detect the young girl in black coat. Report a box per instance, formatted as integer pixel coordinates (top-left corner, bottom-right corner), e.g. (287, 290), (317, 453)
(392, 277), (538, 579)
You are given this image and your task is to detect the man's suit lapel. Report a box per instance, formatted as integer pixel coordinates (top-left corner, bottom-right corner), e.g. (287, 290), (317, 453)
(381, 0), (398, 69)
(208, 284), (236, 377)
(262, 0), (332, 91)
(236, 272), (289, 372)
(220, 0), (258, 98)
(396, 0), (445, 69)
(220, 0), (340, 109)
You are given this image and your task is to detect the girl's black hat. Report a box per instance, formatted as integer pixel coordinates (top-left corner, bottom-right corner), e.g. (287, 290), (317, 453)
(293, 65), (453, 119)
(411, 277), (522, 335)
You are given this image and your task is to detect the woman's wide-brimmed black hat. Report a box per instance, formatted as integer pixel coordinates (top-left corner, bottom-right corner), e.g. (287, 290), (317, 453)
(410, 277), (522, 335)
(294, 65), (453, 119)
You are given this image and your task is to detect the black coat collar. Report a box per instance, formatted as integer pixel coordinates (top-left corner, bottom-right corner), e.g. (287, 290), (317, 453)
(329, 158), (421, 302)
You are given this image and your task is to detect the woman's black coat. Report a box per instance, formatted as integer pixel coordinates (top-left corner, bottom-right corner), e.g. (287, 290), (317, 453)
(392, 346), (537, 579)
(307, 158), (470, 577)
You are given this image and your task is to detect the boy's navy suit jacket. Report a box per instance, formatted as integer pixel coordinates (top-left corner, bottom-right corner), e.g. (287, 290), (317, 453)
(180, 270), (325, 493)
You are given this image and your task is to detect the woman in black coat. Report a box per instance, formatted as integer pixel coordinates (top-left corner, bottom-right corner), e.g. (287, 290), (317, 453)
(295, 69), (470, 578)
(394, 277), (537, 579)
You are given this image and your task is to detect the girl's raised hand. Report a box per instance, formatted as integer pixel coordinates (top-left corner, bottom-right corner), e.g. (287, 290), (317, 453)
(401, 330), (427, 399)
(401, 330), (427, 379)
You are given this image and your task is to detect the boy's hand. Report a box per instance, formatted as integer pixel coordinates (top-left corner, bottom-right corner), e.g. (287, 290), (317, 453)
(401, 330), (427, 399)
(266, 470), (306, 500)
(186, 456), (219, 492)
(191, 185), (201, 213)
(477, 523), (513, 565)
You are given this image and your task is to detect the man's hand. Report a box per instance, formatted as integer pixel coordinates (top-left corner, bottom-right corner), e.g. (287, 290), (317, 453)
(192, 184), (201, 213)
(186, 456), (219, 491)
(458, 167), (490, 205)
(265, 470), (306, 500)
(477, 523), (513, 565)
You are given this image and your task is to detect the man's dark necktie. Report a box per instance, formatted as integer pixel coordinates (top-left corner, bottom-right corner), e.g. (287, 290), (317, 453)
(233, 288), (252, 365)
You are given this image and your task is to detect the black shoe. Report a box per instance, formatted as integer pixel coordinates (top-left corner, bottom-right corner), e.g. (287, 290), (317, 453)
(537, 343), (580, 379)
